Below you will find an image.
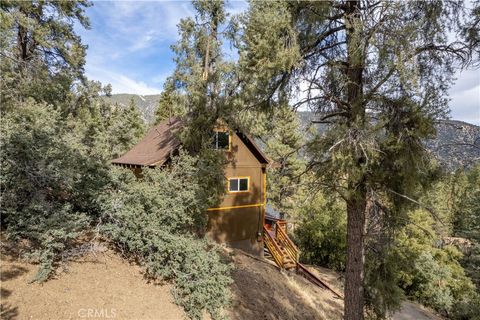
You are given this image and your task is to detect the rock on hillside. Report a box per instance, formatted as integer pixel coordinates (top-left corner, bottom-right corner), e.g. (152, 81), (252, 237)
(425, 120), (480, 170)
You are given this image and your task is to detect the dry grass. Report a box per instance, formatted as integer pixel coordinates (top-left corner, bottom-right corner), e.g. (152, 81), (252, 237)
(0, 241), (440, 320)
(227, 250), (344, 320)
(1, 244), (185, 320)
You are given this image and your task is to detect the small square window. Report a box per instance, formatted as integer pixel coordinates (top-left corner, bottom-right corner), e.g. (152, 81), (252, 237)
(212, 131), (230, 150)
(228, 177), (249, 192)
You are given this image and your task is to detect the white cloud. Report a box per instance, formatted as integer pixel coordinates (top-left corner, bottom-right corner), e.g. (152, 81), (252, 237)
(449, 69), (480, 125)
(129, 32), (155, 52)
(99, 1), (193, 52)
(77, 1), (251, 97)
(86, 65), (162, 95)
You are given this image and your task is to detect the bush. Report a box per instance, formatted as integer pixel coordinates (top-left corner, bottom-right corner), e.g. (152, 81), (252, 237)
(294, 194), (347, 271)
(99, 153), (232, 320)
(0, 101), (95, 281)
(395, 209), (479, 319)
(294, 190), (479, 319)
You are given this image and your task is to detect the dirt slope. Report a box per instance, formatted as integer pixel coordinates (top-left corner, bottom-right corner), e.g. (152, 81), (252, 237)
(1, 246), (185, 320)
(1, 245), (344, 320)
(228, 251), (343, 320)
(1, 244), (441, 320)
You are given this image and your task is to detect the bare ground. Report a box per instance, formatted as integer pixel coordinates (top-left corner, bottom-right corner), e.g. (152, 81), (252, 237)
(1, 243), (441, 320)
(393, 301), (443, 320)
(228, 250), (344, 320)
(304, 264), (442, 320)
(0, 246), (185, 320)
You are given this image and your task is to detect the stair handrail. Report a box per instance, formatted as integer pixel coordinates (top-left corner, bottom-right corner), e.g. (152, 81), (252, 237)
(263, 226), (284, 268)
(275, 225), (299, 262)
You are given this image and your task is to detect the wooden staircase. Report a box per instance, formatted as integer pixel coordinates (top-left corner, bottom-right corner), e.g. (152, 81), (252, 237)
(263, 222), (299, 270)
(263, 221), (343, 299)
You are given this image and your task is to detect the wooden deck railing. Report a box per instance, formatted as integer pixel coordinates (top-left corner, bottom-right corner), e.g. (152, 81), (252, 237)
(263, 226), (284, 268)
(276, 220), (287, 231)
(275, 225), (299, 262)
(264, 220), (342, 298)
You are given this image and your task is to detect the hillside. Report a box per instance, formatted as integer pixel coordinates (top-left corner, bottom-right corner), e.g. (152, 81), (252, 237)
(1, 242), (343, 320)
(425, 120), (480, 170)
(1, 242), (442, 320)
(299, 112), (480, 170)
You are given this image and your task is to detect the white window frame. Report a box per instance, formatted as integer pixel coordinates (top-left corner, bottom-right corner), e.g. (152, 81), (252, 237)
(213, 130), (230, 150)
(228, 177), (250, 193)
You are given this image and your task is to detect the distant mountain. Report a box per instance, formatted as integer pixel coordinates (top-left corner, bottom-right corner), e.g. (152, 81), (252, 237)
(426, 120), (480, 170)
(103, 93), (161, 123)
(299, 112), (479, 171)
(108, 94), (479, 170)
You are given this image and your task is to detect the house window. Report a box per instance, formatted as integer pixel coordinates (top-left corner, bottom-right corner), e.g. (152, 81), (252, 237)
(228, 177), (249, 193)
(212, 131), (230, 150)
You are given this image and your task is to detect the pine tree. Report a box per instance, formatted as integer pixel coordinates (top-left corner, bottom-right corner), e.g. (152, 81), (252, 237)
(0, 1), (147, 281)
(121, 98), (146, 149)
(0, 0), (91, 109)
(154, 80), (186, 124)
(451, 164), (480, 289)
(264, 103), (306, 218)
(155, 89), (174, 124)
(168, 0), (243, 206)
(238, 1), (478, 318)
(171, 0), (239, 151)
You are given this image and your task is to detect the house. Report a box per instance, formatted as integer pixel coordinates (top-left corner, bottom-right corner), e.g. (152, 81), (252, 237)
(111, 117), (269, 256)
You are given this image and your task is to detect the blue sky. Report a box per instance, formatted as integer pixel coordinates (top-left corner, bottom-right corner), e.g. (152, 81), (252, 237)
(76, 1), (479, 125)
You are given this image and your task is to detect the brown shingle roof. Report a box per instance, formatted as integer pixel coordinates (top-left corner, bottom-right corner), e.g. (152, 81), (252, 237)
(112, 117), (269, 166)
(112, 117), (183, 167)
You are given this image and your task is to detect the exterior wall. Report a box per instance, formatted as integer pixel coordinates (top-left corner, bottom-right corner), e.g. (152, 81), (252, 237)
(218, 130), (265, 207)
(206, 130), (266, 256)
(207, 206), (264, 256)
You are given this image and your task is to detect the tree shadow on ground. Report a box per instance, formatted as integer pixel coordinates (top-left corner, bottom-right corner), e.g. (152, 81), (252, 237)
(0, 303), (18, 320)
(1, 265), (28, 282)
(0, 247), (29, 320)
(1, 284), (19, 320)
(228, 250), (343, 320)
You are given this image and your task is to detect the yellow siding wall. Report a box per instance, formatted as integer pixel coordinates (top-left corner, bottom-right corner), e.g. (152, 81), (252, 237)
(206, 130), (265, 255)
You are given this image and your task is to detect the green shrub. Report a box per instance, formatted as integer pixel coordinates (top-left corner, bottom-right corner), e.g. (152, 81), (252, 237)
(294, 194), (347, 271)
(0, 101), (93, 281)
(395, 209), (479, 319)
(294, 191), (479, 319)
(99, 153), (232, 320)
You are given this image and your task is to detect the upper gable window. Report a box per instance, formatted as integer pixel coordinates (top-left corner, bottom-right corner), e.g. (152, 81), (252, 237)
(213, 131), (230, 150)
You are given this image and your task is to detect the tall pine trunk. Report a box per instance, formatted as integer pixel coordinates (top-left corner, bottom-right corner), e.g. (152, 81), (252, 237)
(345, 191), (367, 320)
(344, 1), (367, 319)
